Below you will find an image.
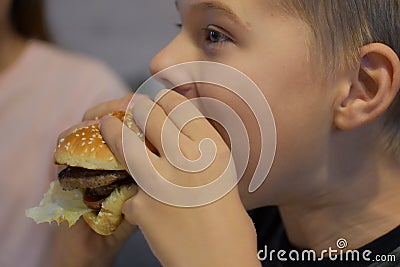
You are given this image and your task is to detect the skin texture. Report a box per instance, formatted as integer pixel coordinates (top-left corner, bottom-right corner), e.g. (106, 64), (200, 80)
(73, 0), (400, 265)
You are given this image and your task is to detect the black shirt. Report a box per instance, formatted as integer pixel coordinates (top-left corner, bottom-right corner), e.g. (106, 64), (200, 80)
(249, 206), (400, 267)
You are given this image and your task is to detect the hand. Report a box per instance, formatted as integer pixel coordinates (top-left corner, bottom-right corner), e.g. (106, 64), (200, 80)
(50, 219), (136, 267)
(100, 90), (260, 267)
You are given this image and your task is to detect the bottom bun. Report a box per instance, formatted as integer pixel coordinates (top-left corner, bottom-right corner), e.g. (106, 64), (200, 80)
(83, 184), (137, 235)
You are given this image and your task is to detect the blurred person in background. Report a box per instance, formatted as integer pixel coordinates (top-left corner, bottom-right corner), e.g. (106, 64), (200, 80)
(0, 0), (134, 266)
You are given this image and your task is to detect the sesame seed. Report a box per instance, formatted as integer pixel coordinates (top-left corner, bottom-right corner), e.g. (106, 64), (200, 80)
(82, 132), (85, 136)
(109, 157), (114, 161)
(85, 148), (88, 153)
(59, 138), (65, 143)
(88, 141), (92, 145)
(101, 141), (106, 144)
(81, 142), (85, 146)
(82, 138), (86, 141)
(76, 134), (80, 137)
(89, 138), (94, 141)
(67, 142), (70, 146)
(91, 148), (95, 152)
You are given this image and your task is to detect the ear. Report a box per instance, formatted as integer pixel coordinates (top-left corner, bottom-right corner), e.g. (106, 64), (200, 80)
(334, 43), (400, 130)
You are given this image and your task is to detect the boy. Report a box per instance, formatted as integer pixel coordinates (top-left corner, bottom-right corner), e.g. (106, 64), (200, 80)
(66, 0), (400, 266)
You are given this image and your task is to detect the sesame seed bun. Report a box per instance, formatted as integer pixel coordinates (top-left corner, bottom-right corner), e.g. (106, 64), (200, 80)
(54, 122), (124, 170)
(54, 111), (141, 170)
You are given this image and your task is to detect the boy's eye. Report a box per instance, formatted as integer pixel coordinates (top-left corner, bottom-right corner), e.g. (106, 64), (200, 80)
(208, 29), (228, 43)
(203, 25), (233, 44)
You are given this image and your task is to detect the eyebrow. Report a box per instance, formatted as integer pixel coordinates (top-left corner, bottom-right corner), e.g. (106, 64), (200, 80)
(175, 0), (247, 28)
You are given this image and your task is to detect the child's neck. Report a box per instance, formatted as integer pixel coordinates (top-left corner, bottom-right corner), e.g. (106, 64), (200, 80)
(279, 145), (400, 253)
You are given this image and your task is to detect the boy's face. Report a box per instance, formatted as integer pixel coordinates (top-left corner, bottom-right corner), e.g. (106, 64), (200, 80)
(150, 0), (345, 209)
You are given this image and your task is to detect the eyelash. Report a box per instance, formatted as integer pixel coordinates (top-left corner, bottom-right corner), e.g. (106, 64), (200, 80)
(202, 27), (232, 45)
(175, 23), (234, 52)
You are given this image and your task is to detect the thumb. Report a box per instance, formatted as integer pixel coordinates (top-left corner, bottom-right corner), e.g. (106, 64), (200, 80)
(122, 197), (138, 226)
(112, 219), (138, 243)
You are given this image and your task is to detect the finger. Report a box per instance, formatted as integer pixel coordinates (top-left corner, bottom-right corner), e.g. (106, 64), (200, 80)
(99, 115), (158, 171)
(132, 97), (192, 156)
(121, 197), (137, 225)
(83, 93), (134, 121)
(112, 219), (138, 243)
(121, 190), (147, 226)
(155, 89), (218, 141)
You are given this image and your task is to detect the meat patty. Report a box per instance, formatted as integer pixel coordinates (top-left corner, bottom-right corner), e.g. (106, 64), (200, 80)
(83, 178), (134, 210)
(58, 166), (135, 211)
(58, 166), (130, 190)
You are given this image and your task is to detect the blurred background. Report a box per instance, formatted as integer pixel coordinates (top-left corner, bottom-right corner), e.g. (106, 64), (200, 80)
(45, 1), (179, 266)
(46, 0), (179, 91)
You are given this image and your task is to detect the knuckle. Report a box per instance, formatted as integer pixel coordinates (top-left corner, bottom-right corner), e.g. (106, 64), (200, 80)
(82, 108), (95, 121)
(154, 89), (169, 102)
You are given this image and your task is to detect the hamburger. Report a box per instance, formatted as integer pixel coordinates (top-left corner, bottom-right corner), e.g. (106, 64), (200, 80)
(26, 111), (140, 235)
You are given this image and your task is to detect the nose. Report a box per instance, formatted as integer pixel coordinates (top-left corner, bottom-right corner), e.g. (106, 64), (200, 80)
(150, 33), (181, 76)
(149, 32), (198, 79)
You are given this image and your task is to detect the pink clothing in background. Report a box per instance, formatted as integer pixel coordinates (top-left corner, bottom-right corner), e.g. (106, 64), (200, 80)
(0, 40), (128, 267)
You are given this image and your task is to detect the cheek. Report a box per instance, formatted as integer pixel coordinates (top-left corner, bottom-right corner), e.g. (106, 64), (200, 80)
(241, 28), (332, 164)
(234, 54), (335, 204)
(256, 66), (331, 166)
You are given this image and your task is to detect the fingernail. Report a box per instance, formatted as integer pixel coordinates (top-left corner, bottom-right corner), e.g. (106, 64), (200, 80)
(119, 101), (130, 110)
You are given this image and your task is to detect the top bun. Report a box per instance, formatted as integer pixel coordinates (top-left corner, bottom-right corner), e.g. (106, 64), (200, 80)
(54, 111), (141, 170)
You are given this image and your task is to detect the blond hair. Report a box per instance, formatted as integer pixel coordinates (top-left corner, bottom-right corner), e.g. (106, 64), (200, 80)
(278, 0), (400, 156)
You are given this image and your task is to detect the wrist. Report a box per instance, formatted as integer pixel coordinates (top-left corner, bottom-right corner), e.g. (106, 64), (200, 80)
(169, 193), (260, 267)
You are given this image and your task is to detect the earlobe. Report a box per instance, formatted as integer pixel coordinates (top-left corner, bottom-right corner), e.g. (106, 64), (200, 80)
(334, 43), (400, 130)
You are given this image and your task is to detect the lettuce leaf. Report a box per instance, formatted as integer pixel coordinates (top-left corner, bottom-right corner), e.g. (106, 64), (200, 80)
(25, 180), (91, 227)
